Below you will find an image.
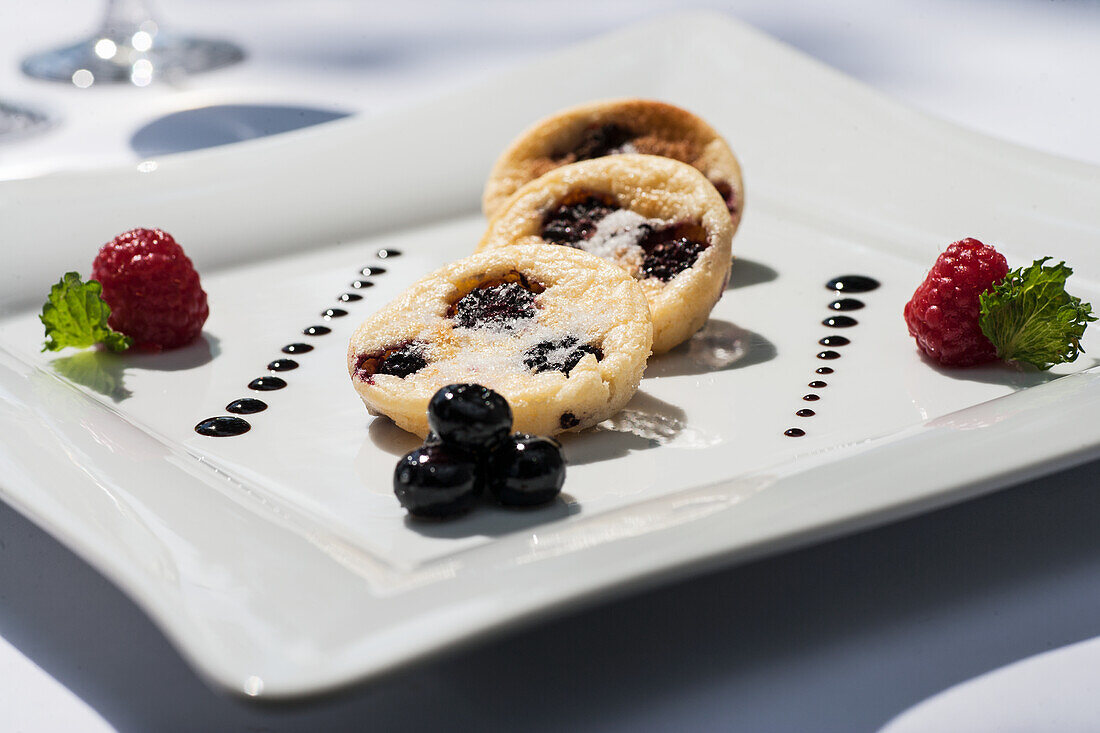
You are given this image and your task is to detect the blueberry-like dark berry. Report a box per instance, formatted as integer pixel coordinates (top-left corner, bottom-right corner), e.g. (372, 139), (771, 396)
(428, 383), (513, 453)
(451, 281), (537, 330)
(637, 222), (710, 282)
(355, 340), (428, 382)
(486, 433), (566, 507)
(570, 123), (635, 160)
(393, 443), (479, 518)
(541, 191), (619, 245)
(523, 336), (603, 376)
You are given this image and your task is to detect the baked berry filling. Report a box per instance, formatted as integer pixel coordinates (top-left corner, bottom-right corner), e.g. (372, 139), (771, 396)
(570, 123), (636, 160)
(524, 336), (603, 376)
(637, 222), (710, 282)
(449, 271), (542, 330)
(710, 179), (739, 216)
(356, 340), (428, 382)
(540, 191), (620, 245)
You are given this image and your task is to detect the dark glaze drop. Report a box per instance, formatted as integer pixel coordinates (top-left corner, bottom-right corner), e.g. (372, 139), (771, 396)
(350, 280), (375, 289)
(803, 394), (820, 401)
(226, 398), (267, 414)
(322, 308), (348, 319)
(249, 376), (287, 391)
(819, 336), (850, 347)
(375, 248), (401, 259)
(195, 416), (251, 437)
(267, 359), (298, 372)
(828, 298), (864, 311)
(796, 409), (816, 417)
(282, 343), (313, 354)
(816, 367), (834, 375)
(817, 350), (841, 360)
(826, 275), (880, 293)
(338, 292), (363, 302)
(823, 316), (858, 328)
(809, 380), (827, 388)
(784, 428), (806, 437)
(303, 325), (331, 336)
(360, 266), (387, 276)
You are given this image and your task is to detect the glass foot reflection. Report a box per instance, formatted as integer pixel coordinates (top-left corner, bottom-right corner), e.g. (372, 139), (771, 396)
(22, 31), (244, 87)
(0, 101), (52, 141)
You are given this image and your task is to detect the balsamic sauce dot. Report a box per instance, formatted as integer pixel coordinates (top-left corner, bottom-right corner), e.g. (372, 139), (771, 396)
(826, 275), (880, 293)
(817, 350), (841, 360)
(303, 325), (331, 336)
(819, 335), (850, 347)
(338, 292), (363, 302)
(360, 266), (387, 276)
(784, 428), (806, 437)
(350, 280), (375, 289)
(282, 343), (313, 354)
(195, 416), (251, 437)
(803, 394), (820, 401)
(322, 308), (348, 319)
(809, 380), (828, 388)
(267, 359), (298, 372)
(796, 409), (816, 417)
(823, 316), (858, 328)
(375, 248), (401, 259)
(816, 367), (834, 375)
(226, 398), (267, 414)
(828, 298), (864, 311)
(249, 376), (287, 391)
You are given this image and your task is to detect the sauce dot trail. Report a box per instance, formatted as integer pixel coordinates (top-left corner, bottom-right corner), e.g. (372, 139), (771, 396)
(785, 274), (878, 437)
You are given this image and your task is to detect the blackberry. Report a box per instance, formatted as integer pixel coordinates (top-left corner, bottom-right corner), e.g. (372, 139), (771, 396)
(451, 280), (537, 330)
(540, 191), (619, 245)
(710, 179), (739, 217)
(355, 340), (428, 382)
(393, 443), (479, 518)
(523, 336), (603, 376)
(571, 123), (635, 160)
(486, 433), (566, 507)
(637, 222), (710, 282)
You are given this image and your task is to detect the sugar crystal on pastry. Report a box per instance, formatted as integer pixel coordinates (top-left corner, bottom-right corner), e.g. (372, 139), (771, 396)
(348, 245), (653, 437)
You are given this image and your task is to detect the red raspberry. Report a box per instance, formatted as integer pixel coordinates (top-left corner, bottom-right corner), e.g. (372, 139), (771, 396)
(91, 228), (209, 349)
(904, 238), (1009, 366)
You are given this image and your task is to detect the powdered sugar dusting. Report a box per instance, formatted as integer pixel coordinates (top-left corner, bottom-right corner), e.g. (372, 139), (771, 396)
(574, 209), (665, 276)
(427, 314), (602, 388)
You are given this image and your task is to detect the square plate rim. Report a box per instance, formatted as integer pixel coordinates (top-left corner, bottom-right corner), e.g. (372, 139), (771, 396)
(2, 12), (1100, 699)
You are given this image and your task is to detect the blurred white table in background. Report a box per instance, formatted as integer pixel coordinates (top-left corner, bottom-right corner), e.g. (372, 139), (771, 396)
(2, 2), (1100, 731)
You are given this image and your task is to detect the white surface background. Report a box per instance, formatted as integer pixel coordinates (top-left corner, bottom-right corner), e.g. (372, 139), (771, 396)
(2, 1), (1100, 731)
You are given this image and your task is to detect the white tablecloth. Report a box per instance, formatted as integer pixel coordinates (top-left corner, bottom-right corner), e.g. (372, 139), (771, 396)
(2, 1), (1099, 730)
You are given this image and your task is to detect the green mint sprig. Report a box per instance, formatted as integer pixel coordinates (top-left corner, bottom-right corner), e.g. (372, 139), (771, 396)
(40, 272), (132, 353)
(979, 258), (1096, 370)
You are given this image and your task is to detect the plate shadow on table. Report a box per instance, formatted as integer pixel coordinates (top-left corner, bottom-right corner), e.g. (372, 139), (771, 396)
(130, 106), (350, 157)
(49, 334), (218, 402)
(3, 453), (1100, 731)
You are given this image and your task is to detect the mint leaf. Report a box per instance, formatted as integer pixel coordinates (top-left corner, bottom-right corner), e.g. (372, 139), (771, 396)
(40, 272), (132, 352)
(979, 258), (1096, 370)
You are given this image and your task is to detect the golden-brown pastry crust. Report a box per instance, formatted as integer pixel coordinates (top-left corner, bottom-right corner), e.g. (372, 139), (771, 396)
(477, 154), (733, 355)
(482, 98), (744, 236)
(347, 245), (653, 437)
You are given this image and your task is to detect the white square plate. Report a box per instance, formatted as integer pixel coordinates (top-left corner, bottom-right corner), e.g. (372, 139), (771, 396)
(3, 13), (1100, 699)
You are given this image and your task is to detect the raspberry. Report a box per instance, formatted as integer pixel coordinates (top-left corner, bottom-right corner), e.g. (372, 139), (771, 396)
(903, 238), (1009, 366)
(91, 228), (209, 350)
